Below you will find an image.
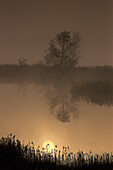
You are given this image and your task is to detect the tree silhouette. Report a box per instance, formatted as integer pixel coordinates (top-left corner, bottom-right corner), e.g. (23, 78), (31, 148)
(18, 57), (27, 66)
(44, 31), (80, 67)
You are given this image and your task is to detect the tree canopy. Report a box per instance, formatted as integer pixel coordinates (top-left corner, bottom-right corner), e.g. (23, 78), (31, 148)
(44, 31), (80, 67)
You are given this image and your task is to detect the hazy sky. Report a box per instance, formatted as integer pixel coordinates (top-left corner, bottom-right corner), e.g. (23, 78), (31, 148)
(0, 0), (113, 65)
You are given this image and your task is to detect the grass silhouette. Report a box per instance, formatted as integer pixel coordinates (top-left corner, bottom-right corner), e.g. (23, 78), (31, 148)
(0, 134), (113, 170)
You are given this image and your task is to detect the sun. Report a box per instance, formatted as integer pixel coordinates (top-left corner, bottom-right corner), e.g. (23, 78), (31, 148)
(42, 140), (55, 153)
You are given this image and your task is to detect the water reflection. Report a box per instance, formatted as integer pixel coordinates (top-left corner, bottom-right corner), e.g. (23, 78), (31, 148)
(0, 83), (113, 153)
(45, 87), (79, 122)
(0, 65), (113, 107)
(0, 66), (113, 154)
(71, 81), (113, 106)
(1, 74), (113, 123)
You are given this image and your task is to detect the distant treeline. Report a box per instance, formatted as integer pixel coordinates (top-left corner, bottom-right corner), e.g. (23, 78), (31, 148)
(0, 65), (113, 84)
(0, 134), (113, 170)
(0, 64), (113, 106)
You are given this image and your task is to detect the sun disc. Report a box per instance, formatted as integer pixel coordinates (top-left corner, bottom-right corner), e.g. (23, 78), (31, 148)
(42, 140), (55, 152)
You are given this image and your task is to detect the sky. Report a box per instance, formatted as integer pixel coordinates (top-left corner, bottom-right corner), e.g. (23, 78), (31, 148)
(0, 0), (113, 65)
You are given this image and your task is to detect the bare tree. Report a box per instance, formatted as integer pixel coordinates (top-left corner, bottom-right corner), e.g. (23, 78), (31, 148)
(44, 31), (80, 67)
(18, 57), (27, 66)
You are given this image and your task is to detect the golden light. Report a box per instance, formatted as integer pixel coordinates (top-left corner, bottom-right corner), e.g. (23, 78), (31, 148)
(42, 140), (55, 153)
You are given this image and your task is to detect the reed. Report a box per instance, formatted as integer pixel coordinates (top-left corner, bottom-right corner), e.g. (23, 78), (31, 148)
(0, 134), (113, 169)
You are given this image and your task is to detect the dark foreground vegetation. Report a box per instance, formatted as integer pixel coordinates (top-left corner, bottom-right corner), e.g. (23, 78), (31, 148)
(0, 134), (113, 170)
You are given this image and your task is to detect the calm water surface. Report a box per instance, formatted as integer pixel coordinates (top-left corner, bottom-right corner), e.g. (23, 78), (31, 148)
(0, 83), (113, 154)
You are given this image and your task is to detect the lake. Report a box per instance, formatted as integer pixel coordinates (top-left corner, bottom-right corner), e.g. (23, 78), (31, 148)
(0, 78), (113, 154)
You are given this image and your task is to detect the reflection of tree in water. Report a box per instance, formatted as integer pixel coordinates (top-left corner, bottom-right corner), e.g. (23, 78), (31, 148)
(18, 82), (27, 97)
(45, 87), (79, 123)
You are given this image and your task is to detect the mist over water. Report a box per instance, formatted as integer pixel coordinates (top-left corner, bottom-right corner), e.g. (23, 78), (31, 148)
(0, 66), (113, 154)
